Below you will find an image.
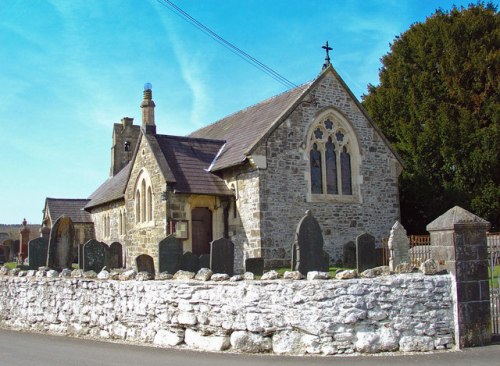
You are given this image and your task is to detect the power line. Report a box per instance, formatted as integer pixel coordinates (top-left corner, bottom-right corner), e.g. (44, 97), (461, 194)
(156, 0), (297, 89)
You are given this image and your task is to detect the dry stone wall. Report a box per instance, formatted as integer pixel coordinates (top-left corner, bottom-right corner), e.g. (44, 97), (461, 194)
(0, 273), (454, 355)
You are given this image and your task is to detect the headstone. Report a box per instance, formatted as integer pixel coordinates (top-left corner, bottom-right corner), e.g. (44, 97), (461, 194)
(181, 251), (200, 273)
(28, 238), (49, 270)
(356, 232), (376, 273)
(343, 241), (356, 268)
(158, 235), (183, 274)
(3, 239), (12, 261)
(82, 239), (107, 273)
(78, 244), (84, 269)
(136, 254), (155, 275)
(210, 238), (234, 276)
(245, 257), (264, 276)
(10, 240), (19, 261)
(199, 254), (210, 269)
(387, 221), (410, 271)
(0, 246), (5, 264)
(292, 210), (328, 275)
(47, 216), (75, 270)
(108, 242), (123, 269)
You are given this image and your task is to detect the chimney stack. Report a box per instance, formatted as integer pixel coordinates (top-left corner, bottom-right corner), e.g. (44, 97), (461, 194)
(141, 82), (156, 134)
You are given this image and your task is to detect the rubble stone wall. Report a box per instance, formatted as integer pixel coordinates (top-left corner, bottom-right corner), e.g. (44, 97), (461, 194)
(0, 273), (454, 355)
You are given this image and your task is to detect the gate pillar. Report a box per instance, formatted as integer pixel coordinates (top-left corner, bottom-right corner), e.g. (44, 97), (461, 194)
(427, 206), (491, 348)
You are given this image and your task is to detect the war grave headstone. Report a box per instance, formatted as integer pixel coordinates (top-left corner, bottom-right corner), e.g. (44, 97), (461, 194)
(292, 210), (329, 275)
(181, 251), (200, 273)
(356, 232), (376, 273)
(158, 235), (182, 274)
(47, 216), (75, 271)
(136, 254), (155, 275)
(199, 254), (210, 269)
(82, 240), (107, 272)
(28, 237), (49, 270)
(108, 242), (123, 269)
(343, 241), (356, 268)
(245, 257), (264, 276)
(210, 238), (234, 276)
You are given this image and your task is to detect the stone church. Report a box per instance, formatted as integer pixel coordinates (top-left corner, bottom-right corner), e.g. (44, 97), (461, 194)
(75, 61), (403, 272)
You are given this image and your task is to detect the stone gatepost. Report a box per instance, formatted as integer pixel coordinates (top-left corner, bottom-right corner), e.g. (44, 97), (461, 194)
(426, 206), (491, 348)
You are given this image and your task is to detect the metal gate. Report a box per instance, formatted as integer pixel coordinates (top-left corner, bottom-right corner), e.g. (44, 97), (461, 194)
(488, 233), (500, 337)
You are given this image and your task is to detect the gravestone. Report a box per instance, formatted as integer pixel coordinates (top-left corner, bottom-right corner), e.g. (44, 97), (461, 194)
(245, 257), (264, 276)
(199, 254), (210, 269)
(158, 235), (183, 274)
(210, 238), (234, 276)
(136, 254), (155, 275)
(47, 216), (75, 270)
(83, 240), (107, 272)
(181, 251), (200, 273)
(108, 242), (123, 269)
(9, 240), (19, 262)
(356, 232), (376, 273)
(387, 221), (410, 271)
(78, 244), (84, 269)
(292, 210), (329, 275)
(3, 239), (13, 261)
(0, 246), (4, 264)
(343, 241), (356, 268)
(28, 237), (49, 270)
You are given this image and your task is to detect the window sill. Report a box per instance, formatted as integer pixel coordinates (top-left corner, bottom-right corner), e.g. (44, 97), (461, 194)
(306, 193), (360, 204)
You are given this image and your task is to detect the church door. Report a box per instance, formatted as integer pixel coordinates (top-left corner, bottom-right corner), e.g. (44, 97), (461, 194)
(191, 207), (212, 255)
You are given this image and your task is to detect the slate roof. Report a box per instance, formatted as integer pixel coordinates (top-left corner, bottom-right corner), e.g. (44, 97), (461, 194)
(45, 198), (92, 223)
(189, 82), (311, 171)
(154, 135), (231, 195)
(85, 162), (131, 210)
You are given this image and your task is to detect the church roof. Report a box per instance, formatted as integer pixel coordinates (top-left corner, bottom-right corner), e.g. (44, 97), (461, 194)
(45, 198), (92, 223)
(154, 135), (231, 196)
(85, 162), (131, 210)
(189, 82), (311, 171)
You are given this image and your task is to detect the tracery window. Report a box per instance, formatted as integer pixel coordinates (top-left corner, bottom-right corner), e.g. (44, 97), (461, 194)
(307, 113), (358, 200)
(134, 170), (153, 224)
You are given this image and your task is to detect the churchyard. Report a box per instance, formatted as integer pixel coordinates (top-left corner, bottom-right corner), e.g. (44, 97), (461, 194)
(0, 207), (498, 355)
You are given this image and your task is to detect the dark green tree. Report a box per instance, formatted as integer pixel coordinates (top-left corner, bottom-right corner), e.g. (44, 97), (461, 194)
(362, 2), (499, 233)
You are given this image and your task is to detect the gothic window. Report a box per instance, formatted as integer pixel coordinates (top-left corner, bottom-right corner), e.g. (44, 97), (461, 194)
(307, 112), (359, 200)
(119, 212), (123, 235)
(124, 141), (130, 152)
(341, 147), (352, 195)
(147, 186), (153, 221)
(310, 143), (322, 194)
(135, 190), (141, 223)
(134, 170), (154, 224)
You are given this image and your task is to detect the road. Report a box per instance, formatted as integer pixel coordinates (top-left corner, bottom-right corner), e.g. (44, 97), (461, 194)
(1, 328), (499, 366)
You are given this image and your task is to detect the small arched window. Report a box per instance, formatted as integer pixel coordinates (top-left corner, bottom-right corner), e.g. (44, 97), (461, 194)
(306, 111), (360, 201)
(135, 190), (141, 223)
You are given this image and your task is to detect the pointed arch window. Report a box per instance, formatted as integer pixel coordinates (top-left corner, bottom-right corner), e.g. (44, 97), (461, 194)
(307, 113), (360, 202)
(134, 170), (154, 224)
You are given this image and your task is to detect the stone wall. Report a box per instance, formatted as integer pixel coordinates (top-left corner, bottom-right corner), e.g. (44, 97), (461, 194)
(0, 273), (454, 355)
(258, 73), (401, 267)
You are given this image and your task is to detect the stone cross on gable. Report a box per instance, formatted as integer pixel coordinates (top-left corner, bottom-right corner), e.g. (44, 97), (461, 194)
(322, 41), (333, 70)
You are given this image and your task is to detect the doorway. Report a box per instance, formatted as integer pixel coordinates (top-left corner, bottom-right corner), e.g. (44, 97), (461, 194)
(191, 207), (212, 255)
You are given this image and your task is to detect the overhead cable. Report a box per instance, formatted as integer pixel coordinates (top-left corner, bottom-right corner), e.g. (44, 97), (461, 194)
(156, 0), (297, 89)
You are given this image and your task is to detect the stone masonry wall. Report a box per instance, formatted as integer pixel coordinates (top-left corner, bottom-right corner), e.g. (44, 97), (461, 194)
(124, 135), (167, 271)
(0, 274), (454, 355)
(259, 73), (401, 267)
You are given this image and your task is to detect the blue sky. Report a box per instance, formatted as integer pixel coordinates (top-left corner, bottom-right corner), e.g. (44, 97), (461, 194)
(0, 0), (475, 224)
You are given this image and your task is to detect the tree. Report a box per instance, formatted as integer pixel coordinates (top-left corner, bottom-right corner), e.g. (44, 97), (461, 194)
(362, 3), (499, 233)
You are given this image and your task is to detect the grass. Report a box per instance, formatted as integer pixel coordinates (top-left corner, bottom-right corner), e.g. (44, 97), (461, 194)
(490, 265), (500, 289)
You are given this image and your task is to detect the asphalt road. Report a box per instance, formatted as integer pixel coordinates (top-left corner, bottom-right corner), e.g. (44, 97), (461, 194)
(1, 328), (499, 366)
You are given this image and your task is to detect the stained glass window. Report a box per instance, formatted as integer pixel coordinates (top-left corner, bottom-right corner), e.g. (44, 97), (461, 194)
(310, 143), (323, 194)
(314, 128), (323, 139)
(324, 119), (333, 130)
(325, 137), (338, 194)
(341, 146), (352, 195)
